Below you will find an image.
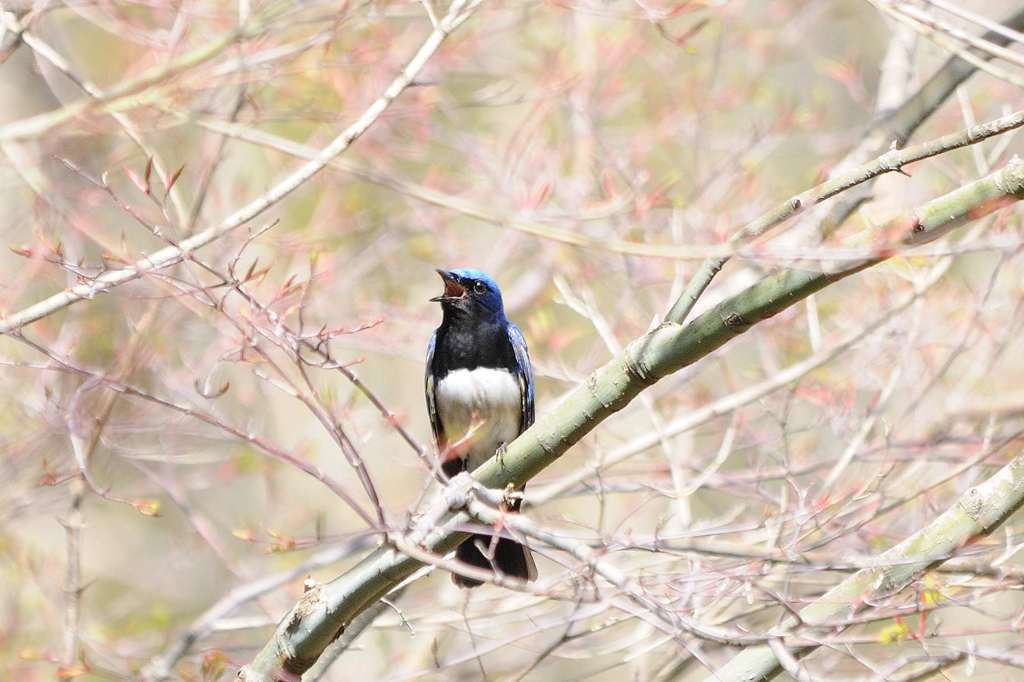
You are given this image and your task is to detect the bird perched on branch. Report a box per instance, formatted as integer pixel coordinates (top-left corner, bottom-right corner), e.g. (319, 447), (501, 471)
(425, 268), (538, 587)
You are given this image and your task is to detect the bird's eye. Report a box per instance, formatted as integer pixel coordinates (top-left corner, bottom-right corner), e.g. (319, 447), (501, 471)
(473, 281), (487, 294)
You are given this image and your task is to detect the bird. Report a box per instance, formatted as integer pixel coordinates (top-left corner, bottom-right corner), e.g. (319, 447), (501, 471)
(425, 268), (538, 587)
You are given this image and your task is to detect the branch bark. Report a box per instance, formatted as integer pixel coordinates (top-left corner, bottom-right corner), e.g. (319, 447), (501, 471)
(141, 539), (370, 681)
(237, 158), (1024, 681)
(195, 106), (1024, 263)
(667, 5), (1024, 324)
(706, 444), (1024, 682)
(791, 5), (1024, 242)
(1, 7), (1018, 337)
(0, 0), (479, 336)
(0, 9), (254, 142)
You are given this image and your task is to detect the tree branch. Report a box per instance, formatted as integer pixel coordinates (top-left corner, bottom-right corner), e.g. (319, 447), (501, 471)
(0, 7), (258, 142)
(0, 0), (479, 336)
(236, 157), (1024, 681)
(707, 444), (1024, 682)
(195, 107), (1024, 264)
(667, 5), (1024, 324)
(141, 539), (371, 682)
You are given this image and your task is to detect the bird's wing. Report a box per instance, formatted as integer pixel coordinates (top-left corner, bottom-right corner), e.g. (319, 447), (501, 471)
(424, 330), (445, 447)
(507, 323), (535, 430)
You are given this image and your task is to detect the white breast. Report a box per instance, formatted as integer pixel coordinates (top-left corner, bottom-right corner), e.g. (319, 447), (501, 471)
(436, 368), (523, 470)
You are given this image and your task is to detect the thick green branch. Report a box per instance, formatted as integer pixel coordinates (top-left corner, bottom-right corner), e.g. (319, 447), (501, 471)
(808, 5), (1024, 240)
(666, 5), (1024, 324)
(707, 446), (1024, 682)
(238, 160), (1024, 681)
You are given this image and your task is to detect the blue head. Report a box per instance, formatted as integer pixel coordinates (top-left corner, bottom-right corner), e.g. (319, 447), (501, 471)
(431, 268), (505, 320)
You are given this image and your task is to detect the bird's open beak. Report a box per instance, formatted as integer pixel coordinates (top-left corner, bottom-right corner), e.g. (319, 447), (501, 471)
(430, 269), (466, 302)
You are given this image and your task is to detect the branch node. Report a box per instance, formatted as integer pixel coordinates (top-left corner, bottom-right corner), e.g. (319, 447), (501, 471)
(720, 310), (749, 330)
(623, 343), (658, 387)
(444, 472), (475, 511)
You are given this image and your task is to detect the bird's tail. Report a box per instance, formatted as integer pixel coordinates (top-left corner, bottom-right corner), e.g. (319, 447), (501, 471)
(452, 534), (537, 588)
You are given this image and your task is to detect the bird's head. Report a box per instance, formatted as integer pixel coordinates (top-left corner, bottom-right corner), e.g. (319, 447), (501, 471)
(431, 268), (505, 319)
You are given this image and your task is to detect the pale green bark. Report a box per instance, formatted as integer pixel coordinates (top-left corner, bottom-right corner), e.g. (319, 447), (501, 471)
(707, 450), (1024, 682)
(666, 5), (1024, 324)
(238, 159), (1024, 682)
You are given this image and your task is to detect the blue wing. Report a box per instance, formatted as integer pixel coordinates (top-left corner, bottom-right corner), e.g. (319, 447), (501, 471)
(424, 330), (445, 447)
(507, 323), (535, 430)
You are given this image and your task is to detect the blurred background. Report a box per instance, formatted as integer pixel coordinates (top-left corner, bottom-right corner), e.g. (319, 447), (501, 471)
(1, 0), (1023, 679)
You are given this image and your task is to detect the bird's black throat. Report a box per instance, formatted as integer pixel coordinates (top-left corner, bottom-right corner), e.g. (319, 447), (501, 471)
(431, 312), (519, 378)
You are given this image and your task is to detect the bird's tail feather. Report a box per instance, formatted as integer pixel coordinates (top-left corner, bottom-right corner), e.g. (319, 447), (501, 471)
(452, 534), (537, 588)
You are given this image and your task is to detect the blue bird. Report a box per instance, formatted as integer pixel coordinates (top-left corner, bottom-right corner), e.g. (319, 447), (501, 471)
(426, 268), (538, 587)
